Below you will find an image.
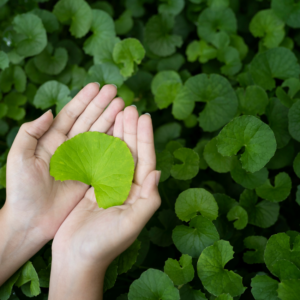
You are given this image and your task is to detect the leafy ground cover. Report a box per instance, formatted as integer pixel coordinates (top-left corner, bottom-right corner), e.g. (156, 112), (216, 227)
(1, 0), (300, 299)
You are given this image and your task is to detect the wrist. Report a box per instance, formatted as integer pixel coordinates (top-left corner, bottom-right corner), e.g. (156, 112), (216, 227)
(0, 204), (49, 285)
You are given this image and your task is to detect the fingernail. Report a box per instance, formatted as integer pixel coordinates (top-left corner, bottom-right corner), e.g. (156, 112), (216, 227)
(46, 109), (52, 114)
(111, 84), (117, 89)
(145, 113), (151, 117)
(94, 82), (100, 87)
(155, 171), (161, 186)
(131, 105), (137, 108)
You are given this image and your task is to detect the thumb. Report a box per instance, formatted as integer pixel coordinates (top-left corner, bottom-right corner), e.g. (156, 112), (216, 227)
(10, 109), (54, 159)
(131, 170), (162, 226)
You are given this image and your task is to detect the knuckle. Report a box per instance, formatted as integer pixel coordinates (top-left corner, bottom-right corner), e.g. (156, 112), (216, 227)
(64, 107), (78, 120)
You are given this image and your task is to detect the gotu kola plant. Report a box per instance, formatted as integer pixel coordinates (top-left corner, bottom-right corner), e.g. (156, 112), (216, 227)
(0, 0), (300, 299)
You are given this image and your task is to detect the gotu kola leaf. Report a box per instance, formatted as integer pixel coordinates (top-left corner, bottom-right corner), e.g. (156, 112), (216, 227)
(216, 115), (277, 173)
(197, 240), (246, 297)
(50, 132), (134, 209)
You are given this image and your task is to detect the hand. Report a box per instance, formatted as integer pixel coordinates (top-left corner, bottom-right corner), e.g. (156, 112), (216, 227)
(48, 107), (161, 300)
(0, 83), (124, 283)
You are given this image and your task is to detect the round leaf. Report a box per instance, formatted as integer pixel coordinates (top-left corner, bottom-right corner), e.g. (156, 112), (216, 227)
(251, 275), (280, 300)
(0, 51), (9, 70)
(226, 206), (248, 230)
(50, 132), (134, 209)
(216, 115), (277, 173)
(243, 236), (268, 264)
(128, 269), (180, 300)
(288, 99), (300, 142)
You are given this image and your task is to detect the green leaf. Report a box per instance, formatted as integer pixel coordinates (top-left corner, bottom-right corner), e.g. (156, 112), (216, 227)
(288, 99), (300, 142)
(164, 254), (194, 286)
(271, 0), (300, 28)
(117, 239), (141, 274)
(240, 189), (280, 228)
(155, 81), (182, 109)
(255, 172), (292, 202)
(115, 9), (133, 35)
(293, 152), (300, 179)
(157, 53), (185, 72)
(15, 261), (41, 297)
(104, 259), (118, 292)
(149, 209), (181, 247)
(197, 240), (246, 297)
(264, 232), (300, 276)
(31, 8), (59, 33)
(0, 65), (27, 93)
(83, 9), (115, 57)
(215, 295), (233, 300)
(278, 279), (300, 300)
(156, 150), (174, 182)
(70, 65), (86, 91)
(243, 236), (268, 264)
(227, 206), (248, 230)
(175, 188), (219, 222)
(85, 63), (124, 88)
(249, 9), (285, 49)
(193, 139), (209, 170)
(128, 269), (180, 300)
(13, 13), (47, 57)
(0, 164), (6, 188)
(53, 0), (92, 38)
(217, 46), (242, 76)
(3, 92), (27, 121)
(33, 80), (70, 111)
(173, 215), (220, 258)
(50, 132), (134, 209)
(216, 115), (277, 173)
(236, 85), (269, 116)
(154, 122), (181, 152)
(0, 271), (20, 300)
(158, 0), (185, 16)
(204, 137), (235, 173)
(250, 47), (300, 91)
(34, 43), (68, 75)
(230, 159), (269, 189)
(0, 51), (9, 70)
(251, 275), (280, 300)
(113, 38), (145, 78)
(125, 0), (147, 17)
(186, 40), (217, 64)
(179, 284), (207, 300)
(266, 97), (291, 149)
(170, 148), (199, 180)
(144, 14), (183, 57)
(197, 7), (237, 44)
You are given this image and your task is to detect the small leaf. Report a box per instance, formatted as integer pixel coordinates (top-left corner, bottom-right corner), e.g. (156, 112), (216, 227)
(240, 189), (280, 228)
(255, 172), (292, 202)
(159, 0), (185, 16)
(0, 51), (9, 70)
(179, 284), (207, 300)
(156, 150), (174, 182)
(243, 236), (268, 264)
(53, 0), (92, 38)
(0, 65), (27, 93)
(50, 132), (134, 209)
(104, 259), (118, 292)
(154, 122), (181, 152)
(175, 188), (219, 222)
(288, 99), (300, 142)
(128, 269), (180, 300)
(3, 92), (27, 121)
(250, 47), (300, 91)
(216, 115), (277, 173)
(197, 240), (246, 297)
(115, 9), (133, 35)
(249, 9), (285, 48)
(164, 254), (194, 286)
(13, 13), (47, 57)
(113, 38), (145, 78)
(144, 14), (183, 57)
(173, 216), (220, 258)
(227, 206), (248, 230)
(170, 148), (199, 180)
(0, 271), (20, 300)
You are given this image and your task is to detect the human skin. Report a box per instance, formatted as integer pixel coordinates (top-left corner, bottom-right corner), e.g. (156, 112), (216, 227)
(0, 82), (160, 297)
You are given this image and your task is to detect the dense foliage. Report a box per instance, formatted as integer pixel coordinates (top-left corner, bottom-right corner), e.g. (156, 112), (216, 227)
(1, 0), (300, 299)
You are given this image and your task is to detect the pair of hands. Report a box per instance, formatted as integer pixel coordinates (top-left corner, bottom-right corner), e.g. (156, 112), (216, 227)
(0, 83), (161, 298)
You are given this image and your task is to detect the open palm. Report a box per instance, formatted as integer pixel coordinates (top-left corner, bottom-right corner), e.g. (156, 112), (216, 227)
(51, 108), (161, 267)
(5, 83), (125, 241)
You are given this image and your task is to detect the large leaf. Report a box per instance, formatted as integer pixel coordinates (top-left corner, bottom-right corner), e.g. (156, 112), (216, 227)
(50, 132), (134, 208)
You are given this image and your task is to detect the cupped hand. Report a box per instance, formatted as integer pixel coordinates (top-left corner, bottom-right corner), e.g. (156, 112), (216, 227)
(51, 107), (161, 269)
(4, 83), (124, 241)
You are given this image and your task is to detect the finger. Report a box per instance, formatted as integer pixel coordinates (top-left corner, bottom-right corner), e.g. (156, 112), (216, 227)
(9, 110), (53, 160)
(113, 111), (124, 140)
(68, 84), (117, 138)
(123, 106), (139, 166)
(51, 82), (100, 135)
(129, 171), (161, 225)
(90, 97), (124, 133)
(134, 114), (156, 186)
(107, 125), (114, 136)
